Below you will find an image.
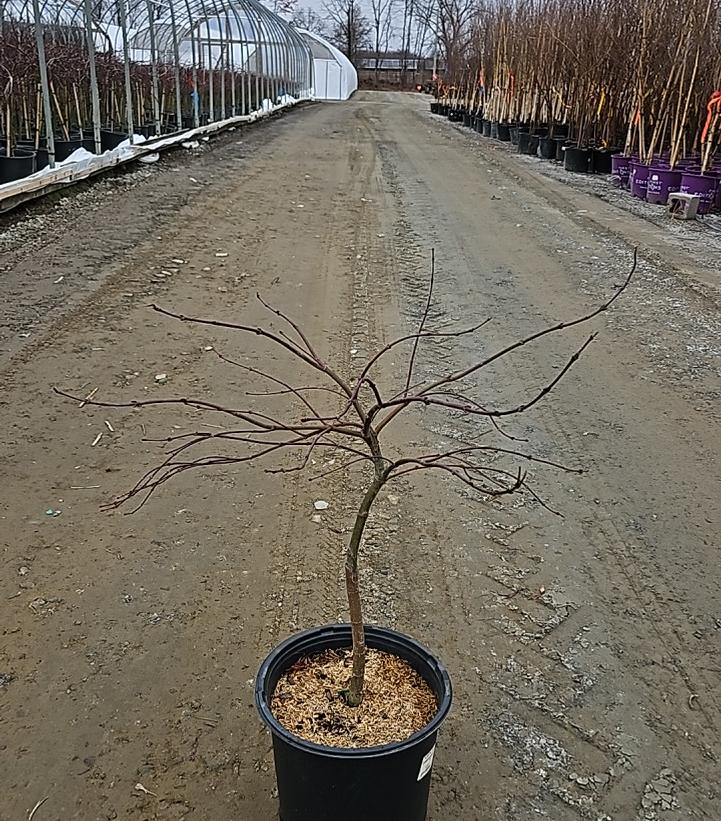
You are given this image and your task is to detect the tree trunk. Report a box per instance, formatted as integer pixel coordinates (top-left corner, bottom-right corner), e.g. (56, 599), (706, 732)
(344, 473), (384, 706)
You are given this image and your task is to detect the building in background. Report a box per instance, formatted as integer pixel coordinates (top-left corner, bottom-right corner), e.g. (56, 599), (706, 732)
(355, 51), (443, 90)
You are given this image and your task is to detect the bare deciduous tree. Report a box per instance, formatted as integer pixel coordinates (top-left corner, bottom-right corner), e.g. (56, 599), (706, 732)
(271, 0), (298, 15)
(323, 0), (371, 63)
(369, 0), (396, 84)
(416, 0), (479, 78)
(289, 6), (329, 37)
(56, 251), (635, 707)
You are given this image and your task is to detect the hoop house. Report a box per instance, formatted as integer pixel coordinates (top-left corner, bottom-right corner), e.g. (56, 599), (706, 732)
(0, 0), (313, 180)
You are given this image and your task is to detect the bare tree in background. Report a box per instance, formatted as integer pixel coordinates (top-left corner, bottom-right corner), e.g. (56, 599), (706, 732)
(395, 0), (434, 89)
(271, 0), (298, 14)
(415, 0), (479, 78)
(324, 0), (371, 63)
(290, 5), (330, 36)
(399, 0), (415, 89)
(370, 0), (397, 84)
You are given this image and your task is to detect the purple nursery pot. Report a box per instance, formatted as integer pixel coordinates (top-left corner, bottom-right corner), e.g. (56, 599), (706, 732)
(680, 172), (718, 214)
(645, 167), (682, 205)
(630, 161), (650, 198)
(611, 154), (632, 188)
(711, 172), (721, 210)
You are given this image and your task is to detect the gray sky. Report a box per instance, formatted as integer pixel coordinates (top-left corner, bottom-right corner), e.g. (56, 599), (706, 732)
(279, 0), (432, 52)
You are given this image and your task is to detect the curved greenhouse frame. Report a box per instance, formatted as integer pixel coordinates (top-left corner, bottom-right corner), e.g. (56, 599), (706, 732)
(0, 0), (313, 176)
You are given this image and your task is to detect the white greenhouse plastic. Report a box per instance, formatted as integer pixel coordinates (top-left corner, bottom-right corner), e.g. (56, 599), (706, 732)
(298, 29), (357, 101)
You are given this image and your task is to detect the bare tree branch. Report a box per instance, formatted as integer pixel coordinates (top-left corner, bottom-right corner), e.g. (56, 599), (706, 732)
(58, 249), (635, 707)
(405, 246), (435, 396)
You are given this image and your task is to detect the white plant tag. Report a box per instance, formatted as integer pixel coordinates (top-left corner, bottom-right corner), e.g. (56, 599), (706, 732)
(417, 745), (436, 781)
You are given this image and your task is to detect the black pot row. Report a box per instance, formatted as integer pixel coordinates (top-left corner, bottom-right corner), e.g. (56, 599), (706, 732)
(516, 132), (617, 174)
(429, 104), (618, 176)
(0, 128), (137, 185)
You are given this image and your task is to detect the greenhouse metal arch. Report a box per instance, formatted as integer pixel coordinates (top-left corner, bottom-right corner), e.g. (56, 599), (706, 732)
(0, 0), (313, 174)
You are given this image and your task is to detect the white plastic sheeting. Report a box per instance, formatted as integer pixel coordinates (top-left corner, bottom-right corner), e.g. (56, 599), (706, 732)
(0, 97), (302, 211)
(297, 30), (357, 101)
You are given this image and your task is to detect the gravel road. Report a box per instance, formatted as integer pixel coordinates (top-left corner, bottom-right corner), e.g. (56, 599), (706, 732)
(1, 92), (719, 821)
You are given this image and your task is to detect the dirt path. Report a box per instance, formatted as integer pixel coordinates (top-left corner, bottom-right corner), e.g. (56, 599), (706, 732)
(1, 93), (719, 821)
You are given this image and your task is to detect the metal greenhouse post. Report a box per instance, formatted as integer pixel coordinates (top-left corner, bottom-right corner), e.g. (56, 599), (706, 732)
(168, 0), (183, 130)
(118, 0), (135, 142)
(191, 32), (200, 128)
(218, 21), (227, 119)
(82, 0), (102, 154)
(206, 25), (215, 121)
(145, 0), (161, 135)
(227, 11), (237, 118)
(31, 0), (55, 168)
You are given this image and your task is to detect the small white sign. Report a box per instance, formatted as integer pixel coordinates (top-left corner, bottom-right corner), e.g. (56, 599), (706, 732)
(417, 745), (436, 781)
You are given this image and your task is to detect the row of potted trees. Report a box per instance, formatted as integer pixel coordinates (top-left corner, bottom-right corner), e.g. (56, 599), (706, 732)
(430, 101), (721, 215)
(614, 155), (721, 214)
(431, 103), (617, 170)
(431, 0), (721, 214)
(0, 37), (266, 186)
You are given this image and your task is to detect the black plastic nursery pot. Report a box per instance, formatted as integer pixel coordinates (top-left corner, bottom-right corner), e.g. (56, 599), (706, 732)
(490, 121), (499, 139)
(256, 624), (453, 821)
(524, 134), (540, 155)
(509, 125), (519, 145)
(482, 119), (492, 137)
(462, 112), (473, 127)
(497, 123), (511, 141)
(0, 148), (37, 183)
(100, 129), (127, 151)
(555, 137), (569, 161)
(139, 123), (161, 138)
(16, 141), (48, 170)
(538, 136), (557, 160)
(68, 132), (96, 153)
(564, 145), (592, 173)
(590, 148), (614, 174)
(53, 138), (84, 162)
(517, 130), (531, 153)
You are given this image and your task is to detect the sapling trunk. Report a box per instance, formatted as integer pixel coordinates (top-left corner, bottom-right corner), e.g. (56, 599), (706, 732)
(344, 471), (385, 707)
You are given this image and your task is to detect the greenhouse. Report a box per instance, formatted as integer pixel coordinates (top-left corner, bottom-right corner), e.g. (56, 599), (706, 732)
(0, 0), (314, 183)
(297, 28), (356, 102)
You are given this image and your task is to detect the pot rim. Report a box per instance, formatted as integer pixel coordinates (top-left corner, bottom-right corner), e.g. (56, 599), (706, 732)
(0, 147), (36, 159)
(255, 623), (452, 759)
(680, 171), (717, 180)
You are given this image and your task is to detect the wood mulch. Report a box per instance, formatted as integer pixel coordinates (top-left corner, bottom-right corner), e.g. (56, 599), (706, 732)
(271, 648), (438, 748)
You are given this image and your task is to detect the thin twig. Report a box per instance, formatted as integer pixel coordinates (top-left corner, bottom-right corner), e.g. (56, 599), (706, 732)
(28, 797), (49, 821)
